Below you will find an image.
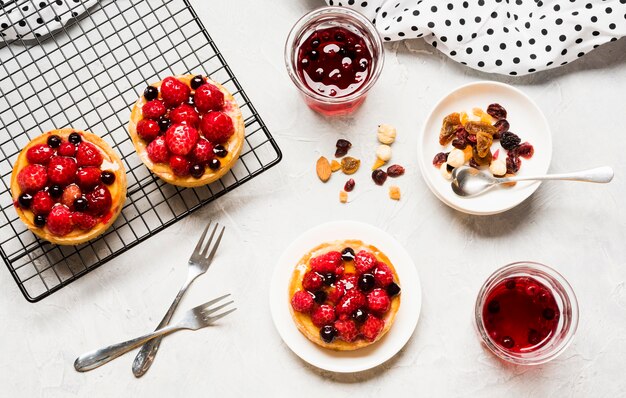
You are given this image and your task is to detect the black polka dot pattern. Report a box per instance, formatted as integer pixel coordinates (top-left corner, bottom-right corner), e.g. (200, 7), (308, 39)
(325, 0), (626, 75)
(0, 0), (92, 41)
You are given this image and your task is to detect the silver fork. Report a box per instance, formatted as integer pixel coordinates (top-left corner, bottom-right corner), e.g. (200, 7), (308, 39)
(74, 295), (236, 372)
(131, 221), (225, 377)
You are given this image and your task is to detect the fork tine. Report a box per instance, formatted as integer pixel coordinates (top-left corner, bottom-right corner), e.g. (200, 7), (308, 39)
(204, 307), (237, 323)
(199, 223), (219, 258)
(193, 293), (231, 313)
(201, 300), (234, 316)
(203, 225), (225, 260)
(192, 221), (212, 258)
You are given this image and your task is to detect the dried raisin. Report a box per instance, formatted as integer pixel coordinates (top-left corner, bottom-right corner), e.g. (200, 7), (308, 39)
(371, 169), (388, 185)
(473, 146), (492, 166)
(439, 112), (461, 145)
(487, 103), (507, 120)
(506, 153), (521, 174)
(476, 131), (494, 157)
(500, 132), (521, 150)
(493, 119), (510, 139)
(464, 121), (497, 136)
(387, 164), (405, 177)
(514, 142), (534, 159)
(335, 139), (352, 157)
(432, 152), (448, 168)
(344, 178), (355, 192)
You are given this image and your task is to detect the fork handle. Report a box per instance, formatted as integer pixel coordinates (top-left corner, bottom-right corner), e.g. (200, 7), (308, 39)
(131, 275), (195, 377)
(74, 324), (179, 372)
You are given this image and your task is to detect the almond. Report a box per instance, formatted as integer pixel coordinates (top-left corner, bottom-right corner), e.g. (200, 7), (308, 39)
(316, 156), (331, 182)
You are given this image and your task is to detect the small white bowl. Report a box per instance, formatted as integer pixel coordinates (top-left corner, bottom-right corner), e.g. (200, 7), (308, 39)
(269, 220), (422, 373)
(418, 81), (552, 215)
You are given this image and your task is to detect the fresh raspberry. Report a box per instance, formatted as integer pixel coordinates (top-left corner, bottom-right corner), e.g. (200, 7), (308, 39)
(26, 144), (54, 164)
(311, 304), (336, 327)
(170, 103), (200, 127)
(75, 167), (101, 190)
(367, 288), (391, 314)
(190, 138), (214, 164)
(336, 289), (366, 320)
(136, 119), (160, 142)
(160, 77), (190, 108)
(373, 262), (394, 287)
(142, 100), (166, 120)
(71, 212), (98, 230)
(46, 205), (73, 236)
(47, 156), (77, 186)
(85, 184), (112, 216)
(194, 83), (224, 113)
(76, 142), (103, 167)
(165, 124), (199, 156)
(169, 155), (190, 176)
(334, 319), (359, 342)
(200, 111), (234, 144)
(146, 136), (169, 163)
(57, 142), (77, 157)
(310, 251), (342, 274)
(337, 273), (358, 291)
(302, 271), (324, 292)
(354, 250), (377, 274)
(327, 283), (345, 305)
(61, 184), (82, 208)
(360, 314), (385, 342)
(31, 190), (54, 215)
(291, 290), (314, 313)
(17, 164), (48, 193)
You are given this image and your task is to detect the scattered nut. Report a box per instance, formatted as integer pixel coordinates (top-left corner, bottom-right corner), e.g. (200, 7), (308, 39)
(440, 162), (452, 180)
(341, 156), (360, 174)
(389, 186), (401, 200)
(376, 144), (392, 162)
(377, 124), (397, 144)
(339, 190), (348, 203)
(316, 156), (331, 182)
(489, 158), (506, 177)
(447, 148), (465, 168)
(330, 160), (341, 172)
(502, 173), (517, 188)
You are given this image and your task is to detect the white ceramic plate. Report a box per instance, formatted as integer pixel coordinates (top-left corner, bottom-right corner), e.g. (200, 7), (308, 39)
(418, 81), (552, 215)
(269, 220), (421, 373)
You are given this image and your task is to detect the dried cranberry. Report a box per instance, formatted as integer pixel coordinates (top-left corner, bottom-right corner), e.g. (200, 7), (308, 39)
(344, 178), (355, 192)
(335, 139), (352, 157)
(452, 127), (469, 149)
(432, 152), (448, 168)
(514, 142), (534, 159)
(387, 164), (405, 177)
(506, 153), (521, 174)
(500, 132), (521, 150)
(493, 119), (510, 139)
(452, 138), (467, 149)
(486, 103), (507, 120)
(466, 134), (477, 146)
(371, 169), (387, 185)
(469, 158), (480, 169)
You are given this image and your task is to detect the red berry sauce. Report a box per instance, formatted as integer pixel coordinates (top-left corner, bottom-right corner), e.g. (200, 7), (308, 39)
(296, 27), (372, 99)
(482, 276), (560, 353)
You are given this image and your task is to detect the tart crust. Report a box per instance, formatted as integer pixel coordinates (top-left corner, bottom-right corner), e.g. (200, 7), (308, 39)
(10, 129), (127, 245)
(288, 240), (401, 351)
(128, 75), (245, 188)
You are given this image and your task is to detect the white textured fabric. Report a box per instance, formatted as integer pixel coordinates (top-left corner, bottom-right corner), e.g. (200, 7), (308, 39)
(325, 0), (626, 75)
(0, 0), (96, 41)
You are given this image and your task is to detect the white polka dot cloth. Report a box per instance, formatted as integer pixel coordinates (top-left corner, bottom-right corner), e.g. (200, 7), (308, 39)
(0, 0), (95, 41)
(325, 0), (626, 75)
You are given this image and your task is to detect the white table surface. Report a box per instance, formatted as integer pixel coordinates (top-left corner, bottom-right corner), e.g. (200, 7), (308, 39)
(2, 1), (625, 396)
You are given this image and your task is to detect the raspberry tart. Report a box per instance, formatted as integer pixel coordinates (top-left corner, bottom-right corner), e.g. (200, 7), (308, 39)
(10, 129), (127, 245)
(128, 74), (245, 187)
(289, 240), (401, 350)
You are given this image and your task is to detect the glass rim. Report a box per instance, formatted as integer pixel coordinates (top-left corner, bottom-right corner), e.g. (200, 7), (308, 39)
(284, 6), (385, 104)
(474, 261), (579, 365)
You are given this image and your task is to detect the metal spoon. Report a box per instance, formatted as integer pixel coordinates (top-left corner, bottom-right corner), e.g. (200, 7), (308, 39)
(451, 166), (614, 197)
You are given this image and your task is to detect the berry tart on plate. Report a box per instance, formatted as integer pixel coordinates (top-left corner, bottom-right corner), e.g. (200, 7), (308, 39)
(128, 74), (245, 187)
(10, 129), (127, 245)
(289, 240), (401, 350)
